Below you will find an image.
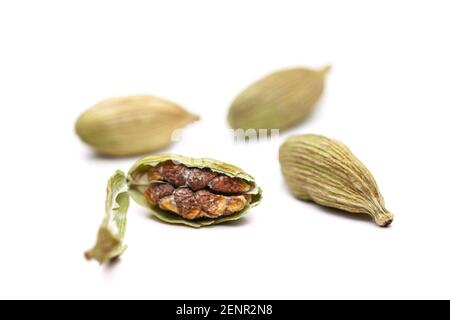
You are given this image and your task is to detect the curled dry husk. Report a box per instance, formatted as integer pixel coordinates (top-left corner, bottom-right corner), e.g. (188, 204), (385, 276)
(228, 66), (330, 131)
(85, 154), (262, 263)
(279, 134), (393, 227)
(75, 95), (199, 157)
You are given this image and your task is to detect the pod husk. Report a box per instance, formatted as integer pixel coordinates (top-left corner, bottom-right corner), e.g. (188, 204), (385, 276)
(279, 134), (393, 227)
(228, 66), (330, 131)
(76, 95), (199, 157)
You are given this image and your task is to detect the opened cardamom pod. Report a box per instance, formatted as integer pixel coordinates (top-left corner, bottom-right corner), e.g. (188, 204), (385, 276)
(75, 95), (199, 157)
(279, 134), (393, 227)
(228, 66), (330, 131)
(85, 154), (262, 263)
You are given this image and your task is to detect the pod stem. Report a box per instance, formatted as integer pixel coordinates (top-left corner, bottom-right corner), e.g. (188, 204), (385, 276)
(189, 113), (201, 122)
(318, 65), (332, 77)
(369, 207), (394, 227)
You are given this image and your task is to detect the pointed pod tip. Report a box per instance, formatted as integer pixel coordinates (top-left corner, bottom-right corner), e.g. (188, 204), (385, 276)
(84, 249), (107, 264)
(374, 211), (394, 227)
(191, 113), (201, 122)
(319, 65), (332, 76)
(84, 250), (93, 260)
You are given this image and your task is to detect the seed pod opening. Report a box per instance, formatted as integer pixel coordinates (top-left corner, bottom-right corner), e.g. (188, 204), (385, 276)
(75, 95), (199, 157)
(279, 134), (393, 227)
(228, 66), (330, 132)
(85, 154), (262, 263)
(128, 155), (262, 227)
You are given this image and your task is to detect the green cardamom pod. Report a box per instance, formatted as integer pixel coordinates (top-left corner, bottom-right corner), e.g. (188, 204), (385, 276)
(228, 66), (330, 131)
(279, 134), (393, 227)
(75, 95), (199, 157)
(85, 154), (262, 263)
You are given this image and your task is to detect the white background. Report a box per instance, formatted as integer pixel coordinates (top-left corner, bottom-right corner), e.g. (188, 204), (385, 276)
(1, 0), (449, 299)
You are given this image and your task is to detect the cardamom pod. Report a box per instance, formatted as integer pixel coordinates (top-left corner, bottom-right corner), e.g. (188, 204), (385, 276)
(75, 95), (199, 157)
(279, 134), (393, 227)
(85, 154), (262, 263)
(228, 66), (330, 131)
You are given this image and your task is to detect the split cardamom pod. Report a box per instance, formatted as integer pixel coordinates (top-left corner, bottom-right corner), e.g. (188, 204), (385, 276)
(228, 66), (330, 131)
(85, 154), (262, 263)
(279, 134), (393, 227)
(75, 95), (199, 157)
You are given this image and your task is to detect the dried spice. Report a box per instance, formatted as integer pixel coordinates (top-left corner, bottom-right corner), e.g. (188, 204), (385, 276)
(143, 162), (251, 219)
(75, 95), (199, 157)
(279, 134), (393, 227)
(85, 154), (262, 263)
(228, 66), (330, 131)
(84, 171), (129, 263)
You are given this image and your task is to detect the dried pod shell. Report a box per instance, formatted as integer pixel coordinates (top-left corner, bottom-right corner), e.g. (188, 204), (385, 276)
(228, 66), (330, 131)
(75, 95), (199, 157)
(279, 134), (393, 227)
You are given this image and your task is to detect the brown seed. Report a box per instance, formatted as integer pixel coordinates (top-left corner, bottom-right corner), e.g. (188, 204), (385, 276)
(143, 183), (175, 205)
(148, 162), (187, 186)
(225, 195), (249, 214)
(208, 175), (251, 194)
(148, 165), (165, 181)
(187, 168), (218, 191)
(195, 190), (227, 217)
(161, 163), (187, 187)
(173, 188), (202, 219)
(159, 196), (179, 214)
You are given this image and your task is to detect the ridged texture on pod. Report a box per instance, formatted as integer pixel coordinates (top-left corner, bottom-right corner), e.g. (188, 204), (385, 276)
(128, 154), (262, 228)
(228, 66), (330, 131)
(85, 170), (129, 263)
(75, 95), (199, 156)
(279, 134), (393, 227)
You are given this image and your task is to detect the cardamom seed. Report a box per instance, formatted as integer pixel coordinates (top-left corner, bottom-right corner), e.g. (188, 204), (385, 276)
(85, 154), (262, 263)
(75, 95), (199, 157)
(279, 134), (393, 227)
(228, 66), (330, 131)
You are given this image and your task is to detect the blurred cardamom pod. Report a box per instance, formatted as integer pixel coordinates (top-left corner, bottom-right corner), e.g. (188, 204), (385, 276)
(228, 66), (330, 131)
(279, 134), (393, 227)
(75, 95), (199, 157)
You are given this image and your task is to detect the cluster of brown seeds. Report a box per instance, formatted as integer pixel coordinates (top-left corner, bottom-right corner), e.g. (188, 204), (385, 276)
(144, 162), (252, 219)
